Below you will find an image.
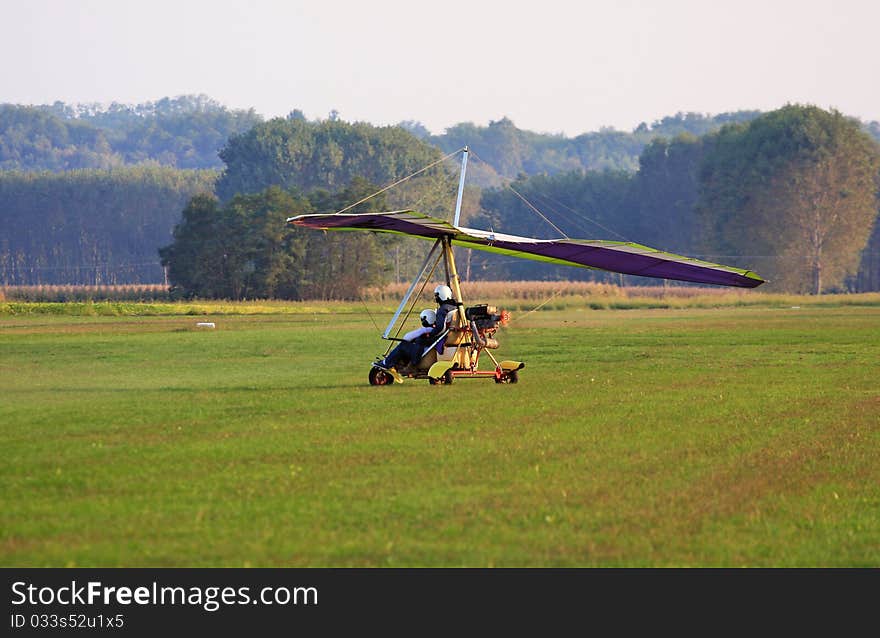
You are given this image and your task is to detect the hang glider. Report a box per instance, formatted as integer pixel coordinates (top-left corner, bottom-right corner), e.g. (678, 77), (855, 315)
(286, 210), (765, 288)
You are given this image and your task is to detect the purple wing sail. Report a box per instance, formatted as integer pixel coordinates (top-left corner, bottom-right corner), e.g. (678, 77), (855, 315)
(287, 211), (764, 288)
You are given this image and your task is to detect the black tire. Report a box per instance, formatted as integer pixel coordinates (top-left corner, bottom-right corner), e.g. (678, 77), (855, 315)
(443, 369), (455, 385)
(495, 370), (518, 384)
(369, 367), (393, 386)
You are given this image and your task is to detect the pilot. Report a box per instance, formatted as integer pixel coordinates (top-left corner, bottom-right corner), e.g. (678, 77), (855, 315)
(427, 284), (460, 352)
(375, 308), (436, 371)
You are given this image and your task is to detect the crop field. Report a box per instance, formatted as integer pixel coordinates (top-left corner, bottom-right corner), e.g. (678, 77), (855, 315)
(1, 300), (878, 566)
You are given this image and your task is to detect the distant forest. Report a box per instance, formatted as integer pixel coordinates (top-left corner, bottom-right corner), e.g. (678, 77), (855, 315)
(2, 95), (879, 295)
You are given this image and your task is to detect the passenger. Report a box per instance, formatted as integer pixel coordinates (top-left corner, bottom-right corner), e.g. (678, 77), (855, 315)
(375, 308), (436, 371)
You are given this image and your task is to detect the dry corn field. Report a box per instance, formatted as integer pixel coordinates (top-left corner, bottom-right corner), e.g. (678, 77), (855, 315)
(0, 284), (171, 302)
(3, 282), (879, 311)
(363, 280), (742, 301)
(3, 281), (710, 303)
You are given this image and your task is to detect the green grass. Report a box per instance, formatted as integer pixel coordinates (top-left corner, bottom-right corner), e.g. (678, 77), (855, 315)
(1, 305), (878, 566)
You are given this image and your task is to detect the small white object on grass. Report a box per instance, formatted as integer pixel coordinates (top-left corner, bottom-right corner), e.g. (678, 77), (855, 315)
(196, 322), (215, 328)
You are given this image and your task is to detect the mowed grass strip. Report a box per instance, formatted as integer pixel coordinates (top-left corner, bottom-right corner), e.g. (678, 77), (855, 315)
(1, 307), (878, 566)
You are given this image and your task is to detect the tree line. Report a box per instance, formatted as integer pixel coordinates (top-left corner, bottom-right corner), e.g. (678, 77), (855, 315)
(0, 118), (454, 293)
(2, 103), (878, 295)
(0, 168), (216, 285)
(472, 106), (880, 294)
(0, 95), (261, 171)
(427, 111), (765, 186)
(11, 94), (879, 181)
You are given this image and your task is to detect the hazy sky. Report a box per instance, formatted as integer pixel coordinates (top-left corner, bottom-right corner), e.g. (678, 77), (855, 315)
(3, 0), (878, 136)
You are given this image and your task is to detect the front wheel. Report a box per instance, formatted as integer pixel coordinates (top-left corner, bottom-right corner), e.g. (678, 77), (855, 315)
(369, 367), (393, 386)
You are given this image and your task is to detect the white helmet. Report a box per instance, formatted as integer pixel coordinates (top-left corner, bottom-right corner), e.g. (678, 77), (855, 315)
(434, 284), (453, 302)
(419, 308), (436, 326)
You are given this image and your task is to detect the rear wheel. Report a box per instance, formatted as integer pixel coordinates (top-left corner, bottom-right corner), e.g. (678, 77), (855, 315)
(443, 369), (455, 385)
(495, 370), (519, 384)
(369, 367), (393, 386)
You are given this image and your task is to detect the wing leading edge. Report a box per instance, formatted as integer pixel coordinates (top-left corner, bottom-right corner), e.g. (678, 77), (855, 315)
(287, 211), (765, 288)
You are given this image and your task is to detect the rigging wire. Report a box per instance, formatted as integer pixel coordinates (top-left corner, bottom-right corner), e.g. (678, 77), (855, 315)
(334, 147), (465, 215)
(357, 290), (382, 334)
(506, 184), (569, 239)
(467, 149), (568, 239)
(509, 288), (565, 323)
(523, 193), (599, 238)
(535, 192), (631, 242)
(465, 148), (633, 242)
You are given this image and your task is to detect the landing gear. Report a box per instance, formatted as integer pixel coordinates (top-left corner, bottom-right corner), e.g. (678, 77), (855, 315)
(494, 370), (518, 384)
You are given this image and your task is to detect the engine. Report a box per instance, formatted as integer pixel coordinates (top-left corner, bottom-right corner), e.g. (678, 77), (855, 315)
(464, 304), (510, 349)
(465, 304), (508, 328)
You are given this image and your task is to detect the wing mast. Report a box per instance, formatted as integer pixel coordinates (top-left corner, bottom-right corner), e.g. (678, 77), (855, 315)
(452, 146), (469, 227)
(385, 149), (470, 340)
(447, 147), (469, 304)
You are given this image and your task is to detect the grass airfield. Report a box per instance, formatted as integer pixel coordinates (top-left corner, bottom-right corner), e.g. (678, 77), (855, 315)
(1, 302), (878, 566)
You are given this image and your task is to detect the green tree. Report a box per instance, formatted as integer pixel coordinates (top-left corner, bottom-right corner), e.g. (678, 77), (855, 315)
(627, 133), (707, 254)
(160, 180), (396, 300)
(56, 95), (262, 169)
(750, 153), (880, 293)
(430, 112), (763, 187)
(0, 105), (122, 171)
(160, 188), (312, 299)
(159, 194), (228, 297)
(1, 97), (261, 171)
(698, 105), (880, 293)
(856, 214), (880, 291)
(215, 118), (448, 201)
(0, 168), (216, 285)
(212, 117), (460, 292)
(298, 178), (393, 299)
